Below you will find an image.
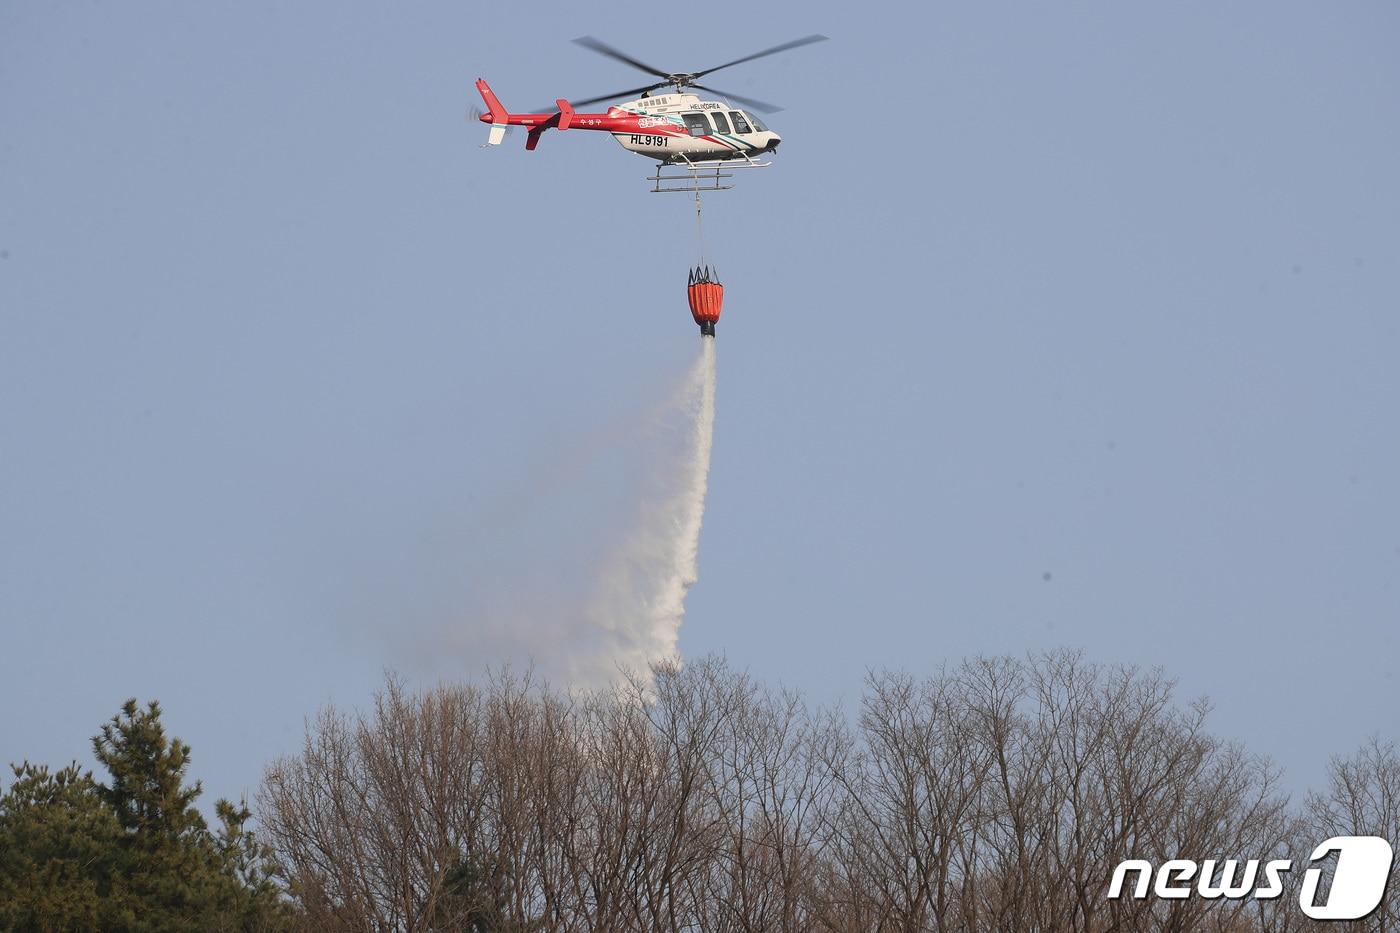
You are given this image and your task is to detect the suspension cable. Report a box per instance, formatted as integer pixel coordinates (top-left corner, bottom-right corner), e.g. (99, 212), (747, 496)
(693, 187), (707, 269)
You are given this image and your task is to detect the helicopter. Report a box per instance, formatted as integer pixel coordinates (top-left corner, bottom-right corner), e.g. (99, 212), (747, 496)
(474, 34), (826, 178)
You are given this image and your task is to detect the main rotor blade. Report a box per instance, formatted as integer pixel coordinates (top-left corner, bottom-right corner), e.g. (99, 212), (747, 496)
(692, 34), (828, 79)
(691, 84), (783, 114)
(572, 36), (671, 80)
(563, 83), (669, 109)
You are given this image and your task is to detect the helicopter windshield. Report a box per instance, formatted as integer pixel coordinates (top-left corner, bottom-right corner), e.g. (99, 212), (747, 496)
(745, 112), (769, 132)
(729, 111), (753, 134)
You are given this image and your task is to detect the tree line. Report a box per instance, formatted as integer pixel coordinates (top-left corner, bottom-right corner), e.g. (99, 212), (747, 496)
(258, 652), (1397, 931)
(3, 651), (1397, 931)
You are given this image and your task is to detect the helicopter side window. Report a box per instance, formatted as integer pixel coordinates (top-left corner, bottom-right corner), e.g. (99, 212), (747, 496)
(682, 112), (712, 137)
(729, 111), (752, 134)
(711, 111), (732, 134)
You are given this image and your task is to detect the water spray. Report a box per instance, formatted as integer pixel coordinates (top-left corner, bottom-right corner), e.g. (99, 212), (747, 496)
(581, 338), (716, 678)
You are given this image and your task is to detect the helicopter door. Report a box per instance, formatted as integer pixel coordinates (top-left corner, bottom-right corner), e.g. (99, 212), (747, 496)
(711, 111), (733, 134)
(682, 112), (713, 136)
(729, 111), (753, 134)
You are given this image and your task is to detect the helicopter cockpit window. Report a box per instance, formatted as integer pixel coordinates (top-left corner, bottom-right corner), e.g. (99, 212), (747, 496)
(682, 112), (712, 136)
(729, 111), (752, 134)
(747, 113), (769, 132)
(711, 111), (732, 134)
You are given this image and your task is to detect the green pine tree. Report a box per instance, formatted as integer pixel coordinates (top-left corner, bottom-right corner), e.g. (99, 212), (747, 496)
(0, 698), (291, 932)
(91, 699), (221, 930)
(0, 761), (127, 931)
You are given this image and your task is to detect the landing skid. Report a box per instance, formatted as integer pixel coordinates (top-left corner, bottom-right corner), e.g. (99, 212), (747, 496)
(648, 153), (772, 193)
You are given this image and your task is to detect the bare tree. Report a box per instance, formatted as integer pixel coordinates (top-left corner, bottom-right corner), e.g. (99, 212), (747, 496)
(256, 652), (1389, 933)
(260, 677), (494, 931)
(1305, 737), (1400, 932)
(695, 672), (840, 932)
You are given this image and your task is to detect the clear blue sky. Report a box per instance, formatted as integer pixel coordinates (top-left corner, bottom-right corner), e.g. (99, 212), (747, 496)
(3, 1), (1397, 808)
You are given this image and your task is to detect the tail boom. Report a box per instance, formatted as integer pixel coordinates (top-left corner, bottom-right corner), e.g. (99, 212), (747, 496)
(474, 79), (651, 151)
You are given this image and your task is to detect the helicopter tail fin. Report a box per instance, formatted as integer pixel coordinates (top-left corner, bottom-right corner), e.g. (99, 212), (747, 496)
(522, 99), (573, 151)
(475, 79), (509, 146)
(555, 99), (575, 130)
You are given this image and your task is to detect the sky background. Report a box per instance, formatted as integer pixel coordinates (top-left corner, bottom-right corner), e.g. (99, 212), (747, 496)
(2, 1), (1397, 809)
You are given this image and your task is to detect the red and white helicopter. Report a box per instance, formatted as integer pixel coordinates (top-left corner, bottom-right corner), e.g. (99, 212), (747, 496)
(475, 35), (826, 190)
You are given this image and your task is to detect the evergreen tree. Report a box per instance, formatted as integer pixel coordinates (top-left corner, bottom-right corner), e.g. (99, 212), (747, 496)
(91, 699), (223, 929)
(0, 761), (127, 931)
(0, 699), (291, 932)
(211, 797), (289, 930)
